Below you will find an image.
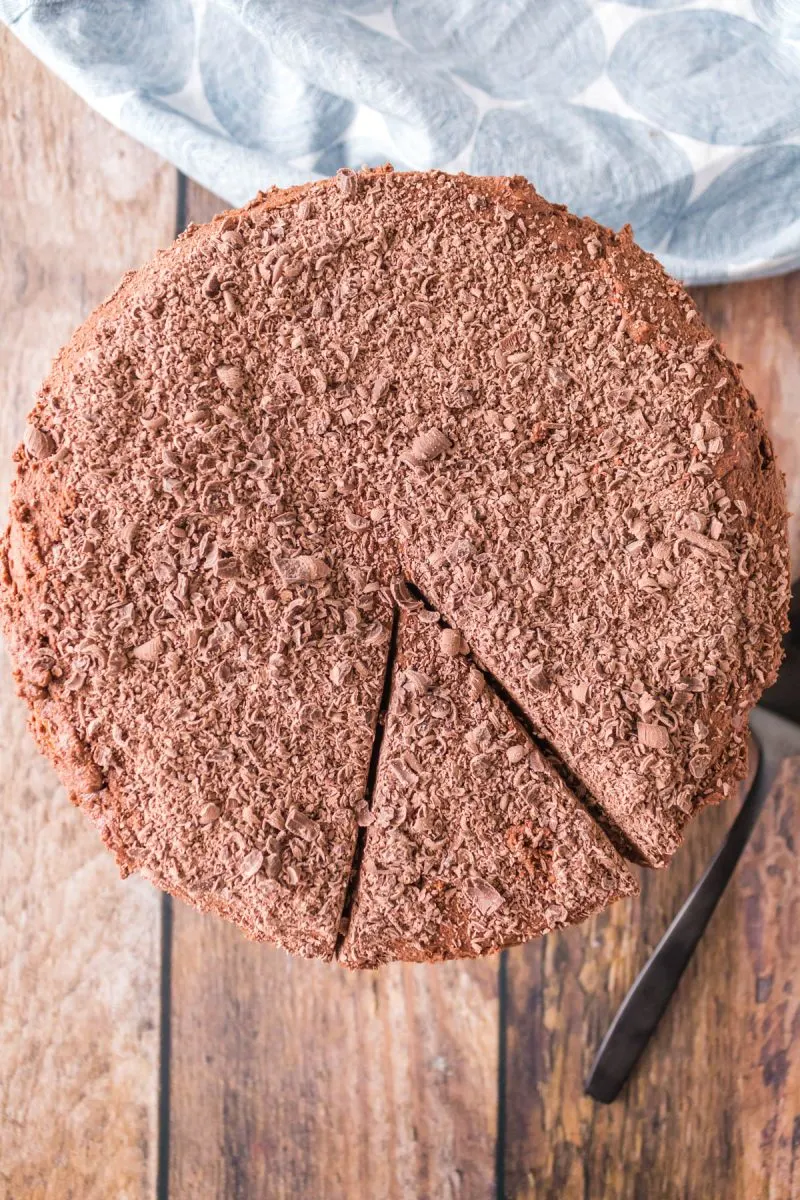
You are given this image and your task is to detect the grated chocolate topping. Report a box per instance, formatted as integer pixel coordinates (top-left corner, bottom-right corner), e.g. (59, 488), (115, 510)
(339, 608), (638, 968)
(0, 168), (789, 961)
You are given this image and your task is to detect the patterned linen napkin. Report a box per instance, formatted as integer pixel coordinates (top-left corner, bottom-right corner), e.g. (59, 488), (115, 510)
(2, 0), (800, 283)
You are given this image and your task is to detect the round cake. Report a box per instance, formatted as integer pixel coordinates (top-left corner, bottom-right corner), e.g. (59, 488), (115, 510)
(0, 168), (789, 966)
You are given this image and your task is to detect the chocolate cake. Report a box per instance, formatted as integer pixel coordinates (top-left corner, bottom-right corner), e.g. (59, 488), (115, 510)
(0, 168), (789, 965)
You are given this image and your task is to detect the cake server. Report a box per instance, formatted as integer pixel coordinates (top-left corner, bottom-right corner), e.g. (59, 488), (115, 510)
(585, 579), (800, 1104)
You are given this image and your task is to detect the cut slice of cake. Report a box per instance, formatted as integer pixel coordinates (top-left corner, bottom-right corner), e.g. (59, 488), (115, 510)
(339, 608), (638, 967)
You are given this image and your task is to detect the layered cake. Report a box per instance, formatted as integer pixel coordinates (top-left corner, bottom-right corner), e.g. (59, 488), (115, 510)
(0, 168), (789, 964)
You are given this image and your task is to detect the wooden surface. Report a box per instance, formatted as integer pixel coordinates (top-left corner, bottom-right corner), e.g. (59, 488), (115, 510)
(1, 30), (799, 1200)
(503, 759), (800, 1200)
(0, 29), (176, 1200)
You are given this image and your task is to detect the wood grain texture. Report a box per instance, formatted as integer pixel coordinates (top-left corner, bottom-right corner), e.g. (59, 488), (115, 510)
(692, 277), (800, 574)
(503, 760), (800, 1200)
(165, 180), (500, 1200)
(169, 913), (498, 1200)
(0, 30), (176, 1200)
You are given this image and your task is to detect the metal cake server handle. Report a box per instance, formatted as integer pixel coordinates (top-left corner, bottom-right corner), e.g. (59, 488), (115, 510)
(585, 707), (797, 1104)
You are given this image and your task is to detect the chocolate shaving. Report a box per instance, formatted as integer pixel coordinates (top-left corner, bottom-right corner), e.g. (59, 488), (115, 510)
(0, 167), (787, 964)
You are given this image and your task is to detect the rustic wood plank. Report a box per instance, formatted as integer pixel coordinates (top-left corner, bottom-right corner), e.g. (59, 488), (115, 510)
(167, 180), (500, 1200)
(692, 276), (800, 573)
(503, 760), (800, 1200)
(169, 926), (498, 1199)
(0, 30), (177, 1200)
(507, 755), (800, 1200)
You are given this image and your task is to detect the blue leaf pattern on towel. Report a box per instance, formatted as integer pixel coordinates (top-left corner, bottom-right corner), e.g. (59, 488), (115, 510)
(615, 1), (692, 8)
(609, 12), (800, 145)
(393, 0), (605, 100)
(668, 147), (800, 266)
(200, 2), (353, 157)
(231, 0), (477, 167)
(753, 0), (800, 38)
(327, 0), (388, 11)
(5, 0), (800, 284)
(24, 0), (194, 96)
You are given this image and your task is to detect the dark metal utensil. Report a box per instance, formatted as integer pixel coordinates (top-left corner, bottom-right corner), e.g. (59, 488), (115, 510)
(585, 581), (800, 1104)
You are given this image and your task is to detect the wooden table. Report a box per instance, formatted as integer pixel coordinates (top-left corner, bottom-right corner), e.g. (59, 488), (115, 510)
(1, 30), (798, 1200)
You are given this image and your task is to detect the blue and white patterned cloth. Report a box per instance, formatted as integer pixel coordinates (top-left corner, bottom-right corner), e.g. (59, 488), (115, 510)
(4, 0), (800, 283)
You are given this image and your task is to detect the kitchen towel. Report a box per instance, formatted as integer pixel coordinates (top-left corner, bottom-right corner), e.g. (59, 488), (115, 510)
(3, 0), (800, 283)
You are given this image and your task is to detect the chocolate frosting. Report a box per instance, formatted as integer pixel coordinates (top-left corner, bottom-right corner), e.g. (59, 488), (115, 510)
(340, 607), (637, 968)
(0, 168), (789, 963)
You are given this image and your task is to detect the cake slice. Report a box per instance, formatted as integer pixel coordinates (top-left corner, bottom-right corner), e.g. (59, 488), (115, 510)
(339, 609), (638, 967)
